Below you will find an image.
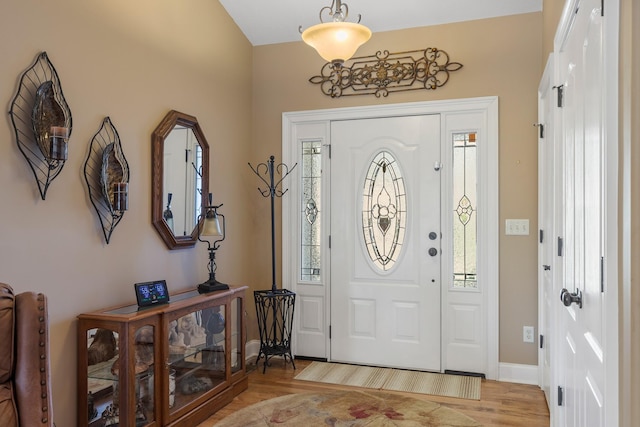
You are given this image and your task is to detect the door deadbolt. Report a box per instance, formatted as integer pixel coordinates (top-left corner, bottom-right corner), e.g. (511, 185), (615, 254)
(428, 232), (438, 240)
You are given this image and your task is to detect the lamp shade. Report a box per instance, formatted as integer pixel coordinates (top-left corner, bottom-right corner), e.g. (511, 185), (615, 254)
(302, 21), (371, 64)
(201, 213), (223, 237)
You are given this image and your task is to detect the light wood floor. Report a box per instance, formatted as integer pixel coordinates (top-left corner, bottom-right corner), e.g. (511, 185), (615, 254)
(199, 358), (550, 426)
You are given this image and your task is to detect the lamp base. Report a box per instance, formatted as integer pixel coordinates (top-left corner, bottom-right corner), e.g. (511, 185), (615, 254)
(197, 279), (229, 294)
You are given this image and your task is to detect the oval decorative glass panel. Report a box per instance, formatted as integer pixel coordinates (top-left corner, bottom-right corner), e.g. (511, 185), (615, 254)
(362, 151), (407, 271)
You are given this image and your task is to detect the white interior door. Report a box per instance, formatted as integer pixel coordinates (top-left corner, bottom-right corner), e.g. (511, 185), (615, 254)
(329, 115), (441, 371)
(556, 0), (606, 424)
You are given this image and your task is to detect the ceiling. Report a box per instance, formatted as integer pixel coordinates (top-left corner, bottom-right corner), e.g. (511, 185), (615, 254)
(219, 0), (543, 46)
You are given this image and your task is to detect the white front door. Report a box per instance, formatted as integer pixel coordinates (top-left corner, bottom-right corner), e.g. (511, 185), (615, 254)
(283, 98), (499, 379)
(556, 0), (606, 424)
(329, 115), (441, 371)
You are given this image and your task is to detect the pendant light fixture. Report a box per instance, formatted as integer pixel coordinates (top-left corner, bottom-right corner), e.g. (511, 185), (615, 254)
(300, 0), (371, 68)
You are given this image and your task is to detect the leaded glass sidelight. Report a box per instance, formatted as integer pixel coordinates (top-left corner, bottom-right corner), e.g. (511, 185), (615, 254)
(300, 140), (322, 281)
(362, 151), (407, 271)
(452, 132), (478, 288)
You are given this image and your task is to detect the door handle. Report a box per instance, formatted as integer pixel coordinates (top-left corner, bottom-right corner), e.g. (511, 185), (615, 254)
(560, 288), (582, 309)
(428, 248), (438, 257)
(543, 265), (551, 271)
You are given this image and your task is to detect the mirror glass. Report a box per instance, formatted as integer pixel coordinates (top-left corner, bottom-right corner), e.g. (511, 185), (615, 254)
(152, 110), (209, 249)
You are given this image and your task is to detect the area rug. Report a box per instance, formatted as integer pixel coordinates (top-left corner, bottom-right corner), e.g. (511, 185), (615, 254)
(213, 390), (481, 426)
(294, 361), (481, 400)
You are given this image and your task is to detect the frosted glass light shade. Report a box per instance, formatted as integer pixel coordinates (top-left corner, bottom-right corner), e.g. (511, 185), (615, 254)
(302, 21), (371, 65)
(201, 213), (223, 237)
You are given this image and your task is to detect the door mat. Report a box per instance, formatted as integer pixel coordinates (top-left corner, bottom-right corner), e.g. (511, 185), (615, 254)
(294, 361), (481, 400)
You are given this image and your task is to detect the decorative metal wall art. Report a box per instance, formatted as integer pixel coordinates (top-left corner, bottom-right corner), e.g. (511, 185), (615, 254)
(83, 117), (130, 244)
(309, 48), (463, 98)
(9, 52), (73, 199)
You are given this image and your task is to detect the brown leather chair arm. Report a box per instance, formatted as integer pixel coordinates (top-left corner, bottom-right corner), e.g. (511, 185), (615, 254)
(0, 284), (15, 384)
(0, 284), (17, 426)
(15, 292), (54, 427)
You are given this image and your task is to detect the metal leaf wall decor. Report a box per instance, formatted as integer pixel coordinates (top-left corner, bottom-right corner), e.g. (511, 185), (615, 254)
(83, 117), (130, 244)
(309, 48), (463, 98)
(9, 52), (73, 199)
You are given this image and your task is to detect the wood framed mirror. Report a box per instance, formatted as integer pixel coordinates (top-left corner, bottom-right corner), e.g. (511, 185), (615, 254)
(152, 110), (209, 249)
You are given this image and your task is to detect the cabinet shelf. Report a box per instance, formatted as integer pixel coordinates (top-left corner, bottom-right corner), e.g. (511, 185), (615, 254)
(87, 357), (119, 381)
(77, 286), (247, 427)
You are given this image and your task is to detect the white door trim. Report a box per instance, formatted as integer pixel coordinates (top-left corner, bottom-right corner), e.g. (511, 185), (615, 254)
(282, 97), (499, 379)
(538, 53), (555, 408)
(601, 1), (620, 425)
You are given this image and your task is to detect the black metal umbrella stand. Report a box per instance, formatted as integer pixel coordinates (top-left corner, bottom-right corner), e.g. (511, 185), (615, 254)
(248, 155), (297, 373)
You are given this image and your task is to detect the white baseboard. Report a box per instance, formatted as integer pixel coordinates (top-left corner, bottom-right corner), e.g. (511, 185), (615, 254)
(498, 362), (539, 385)
(245, 339), (261, 363)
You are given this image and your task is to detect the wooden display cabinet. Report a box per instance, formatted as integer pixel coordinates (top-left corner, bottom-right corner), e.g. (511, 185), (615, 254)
(77, 286), (247, 427)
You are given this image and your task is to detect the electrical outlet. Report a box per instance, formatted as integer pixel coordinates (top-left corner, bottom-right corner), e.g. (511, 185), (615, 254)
(523, 326), (535, 343)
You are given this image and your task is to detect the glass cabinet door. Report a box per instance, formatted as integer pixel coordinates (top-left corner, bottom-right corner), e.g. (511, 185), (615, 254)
(230, 297), (242, 374)
(131, 324), (156, 426)
(167, 303), (226, 415)
(86, 327), (119, 426)
(85, 324), (157, 427)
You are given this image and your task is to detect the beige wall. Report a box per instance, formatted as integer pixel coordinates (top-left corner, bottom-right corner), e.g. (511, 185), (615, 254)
(251, 13), (544, 365)
(0, 1), (252, 425)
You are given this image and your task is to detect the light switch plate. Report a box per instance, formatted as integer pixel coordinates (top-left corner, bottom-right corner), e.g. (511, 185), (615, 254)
(506, 219), (530, 235)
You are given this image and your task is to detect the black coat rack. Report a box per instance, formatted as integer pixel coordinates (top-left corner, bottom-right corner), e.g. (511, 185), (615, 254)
(248, 155), (297, 372)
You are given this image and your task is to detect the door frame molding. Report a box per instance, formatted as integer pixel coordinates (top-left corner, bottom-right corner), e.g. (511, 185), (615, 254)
(282, 97), (499, 379)
(537, 53), (555, 405)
